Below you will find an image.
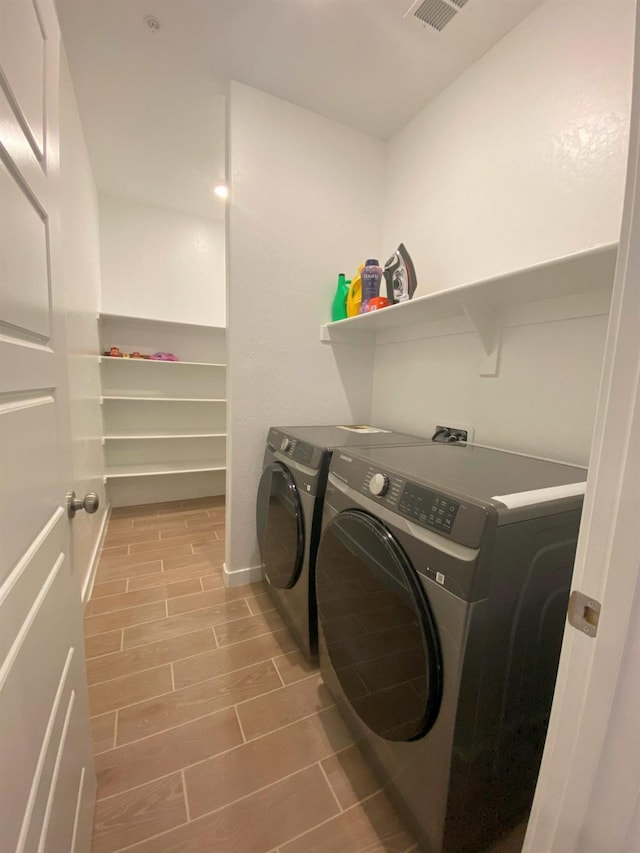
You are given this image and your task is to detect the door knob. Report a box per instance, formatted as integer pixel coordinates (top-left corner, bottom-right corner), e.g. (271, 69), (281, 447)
(66, 491), (100, 519)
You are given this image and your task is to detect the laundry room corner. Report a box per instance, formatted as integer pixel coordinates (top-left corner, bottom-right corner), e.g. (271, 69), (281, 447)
(369, 0), (634, 467)
(224, 81), (385, 585)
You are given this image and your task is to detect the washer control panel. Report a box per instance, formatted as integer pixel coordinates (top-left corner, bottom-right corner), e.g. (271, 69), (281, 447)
(398, 482), (459, 535)
(369, 473), (389, 496)
(362, 469), (459, 535)
(362, 468), (403, 508)
(331, 453), (487, 549)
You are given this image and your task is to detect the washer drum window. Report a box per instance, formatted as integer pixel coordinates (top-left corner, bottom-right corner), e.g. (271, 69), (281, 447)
(316, 510), (443, 742)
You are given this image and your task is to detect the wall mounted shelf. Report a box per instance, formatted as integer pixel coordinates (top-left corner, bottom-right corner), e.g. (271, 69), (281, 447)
(320, 243), (618, 375)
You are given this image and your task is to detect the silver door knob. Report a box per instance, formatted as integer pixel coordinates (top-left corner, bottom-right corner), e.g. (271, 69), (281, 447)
(66, 491), (100, 519)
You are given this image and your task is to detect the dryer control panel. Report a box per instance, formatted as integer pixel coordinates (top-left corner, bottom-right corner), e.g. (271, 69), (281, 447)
(268, 429), (322, 470)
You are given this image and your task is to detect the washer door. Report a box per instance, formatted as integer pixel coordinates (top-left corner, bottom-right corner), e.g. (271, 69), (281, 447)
(257, 462), (305, 590)
(317, 509), (443, 742)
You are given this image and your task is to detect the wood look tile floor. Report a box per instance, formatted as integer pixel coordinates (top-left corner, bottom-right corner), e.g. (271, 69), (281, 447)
(85, 497), (418, 853)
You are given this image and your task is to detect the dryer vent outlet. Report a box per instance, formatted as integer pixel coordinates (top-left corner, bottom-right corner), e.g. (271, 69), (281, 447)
(433, 424), (471, 443)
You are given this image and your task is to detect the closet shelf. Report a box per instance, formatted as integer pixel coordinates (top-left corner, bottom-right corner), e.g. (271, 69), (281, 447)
(104, 462), (226, 480)
(103, 430), (227, 441)
(99, 312), (225, 332)
(99, 356), (226, 368)
(320, 243), (618, 369)
(101, 395), (226, 403)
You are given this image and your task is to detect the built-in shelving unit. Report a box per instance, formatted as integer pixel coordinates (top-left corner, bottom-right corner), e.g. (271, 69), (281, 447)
(98, 313), (227, 506)
(320, 244), (618, 375)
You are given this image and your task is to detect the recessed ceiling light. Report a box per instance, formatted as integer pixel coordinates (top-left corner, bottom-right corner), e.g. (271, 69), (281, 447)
(214, 184), (228, 199)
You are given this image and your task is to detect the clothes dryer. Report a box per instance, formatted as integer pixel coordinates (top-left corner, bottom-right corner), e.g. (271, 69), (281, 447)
(315, 442), (587, 853)
(256, 426), (426, 660)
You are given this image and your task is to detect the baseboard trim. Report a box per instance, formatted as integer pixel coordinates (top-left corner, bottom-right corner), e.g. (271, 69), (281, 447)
(81, 503), (111, 606)
(223, 562), (263, 588)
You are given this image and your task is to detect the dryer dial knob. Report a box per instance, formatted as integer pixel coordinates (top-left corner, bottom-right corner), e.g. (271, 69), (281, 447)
(369, 473), (389, 497)
(280, 438), (292, 452)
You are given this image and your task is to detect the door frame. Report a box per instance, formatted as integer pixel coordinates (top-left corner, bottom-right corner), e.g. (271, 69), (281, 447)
(523, 7), (640, 850)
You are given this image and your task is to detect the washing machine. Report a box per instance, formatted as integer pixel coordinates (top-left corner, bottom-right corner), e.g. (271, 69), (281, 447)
(255, 426), (426, 660)
(315, 441), (587, 853)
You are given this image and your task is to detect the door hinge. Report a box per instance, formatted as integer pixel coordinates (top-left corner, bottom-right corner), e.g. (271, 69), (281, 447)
(567, 590), (601, 638)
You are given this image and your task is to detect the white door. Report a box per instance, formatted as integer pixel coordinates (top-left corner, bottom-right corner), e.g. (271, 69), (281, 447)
(0, 1), (96, 852)
(524, 5), (640, 851)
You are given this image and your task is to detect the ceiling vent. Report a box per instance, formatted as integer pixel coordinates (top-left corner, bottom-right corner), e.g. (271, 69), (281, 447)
(405, 0), (470, 32)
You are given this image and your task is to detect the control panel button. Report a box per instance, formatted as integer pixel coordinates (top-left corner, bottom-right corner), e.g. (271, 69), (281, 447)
(369, 472), (390, 497)
(280, 438), (291, 452)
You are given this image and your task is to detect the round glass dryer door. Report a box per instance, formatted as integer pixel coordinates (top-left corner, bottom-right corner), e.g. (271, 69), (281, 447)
(256, 462), (305, 589)
(316, 510), (443, 742)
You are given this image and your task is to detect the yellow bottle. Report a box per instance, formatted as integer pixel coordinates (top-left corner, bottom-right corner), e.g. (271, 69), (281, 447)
(346, 265), (364, 317)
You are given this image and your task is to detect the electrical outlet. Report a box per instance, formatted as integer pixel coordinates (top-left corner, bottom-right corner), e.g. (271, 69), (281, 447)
(433, 423), (473, 443)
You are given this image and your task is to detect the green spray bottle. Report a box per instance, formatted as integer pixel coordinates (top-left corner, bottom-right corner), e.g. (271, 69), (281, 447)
(331, 273), (350, 322)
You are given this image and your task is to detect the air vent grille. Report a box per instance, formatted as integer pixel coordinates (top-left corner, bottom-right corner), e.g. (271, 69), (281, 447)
(406, 0), (471, 32)
(412, 0), (457, 31)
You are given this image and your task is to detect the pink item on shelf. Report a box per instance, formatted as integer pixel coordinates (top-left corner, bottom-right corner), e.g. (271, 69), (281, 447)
(150, 352), (179, 361)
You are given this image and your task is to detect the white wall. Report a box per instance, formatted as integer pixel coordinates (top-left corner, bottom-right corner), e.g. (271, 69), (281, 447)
(384, 0), (634, 291)
(371, 0), (634, 466)
(59, 52), (108, 602)
(99, 194), (226, 327)
(226, 81), (386, 580)
(372, 308), (609, 466)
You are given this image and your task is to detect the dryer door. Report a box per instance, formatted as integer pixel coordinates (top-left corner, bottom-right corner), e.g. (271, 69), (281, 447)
(317, 509), (443, 742)
(257, 462), (305, 589)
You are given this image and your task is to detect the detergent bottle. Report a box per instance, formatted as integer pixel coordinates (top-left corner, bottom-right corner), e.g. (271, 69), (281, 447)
(346, 264), (364, 317)
(331, 273), (350, 322)
(359, 259), (383, 314)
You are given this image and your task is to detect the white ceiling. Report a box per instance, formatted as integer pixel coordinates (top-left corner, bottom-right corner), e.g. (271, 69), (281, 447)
(56, 0), (543, 220)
